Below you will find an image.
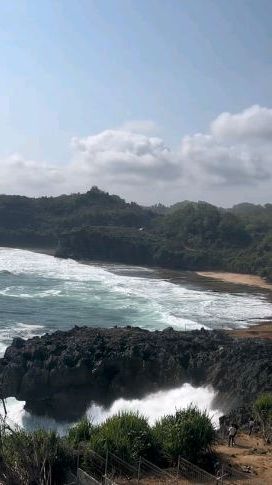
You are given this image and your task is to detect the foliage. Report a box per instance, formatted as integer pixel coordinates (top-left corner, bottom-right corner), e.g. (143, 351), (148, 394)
(2, 187), (272, 280)
(153, 405), (216, 464)
(0, 405), (217, 481)
(67, 417), (95, 447)
(89, 411), (157, 464)
(0, 425), (73, 484)
(254, 393), (272, 442)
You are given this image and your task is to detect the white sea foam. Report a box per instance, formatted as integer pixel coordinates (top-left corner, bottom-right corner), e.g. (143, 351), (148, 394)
(87, 384), (221, 427)
(0, 247), (272, 333)
(3, 383), (222, 434)
(1, 288), (62, 298)
(0, 322), (45, 357)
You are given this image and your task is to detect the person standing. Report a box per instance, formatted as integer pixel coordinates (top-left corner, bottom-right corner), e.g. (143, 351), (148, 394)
(228, 424), (236, 447)
(249, 417), (254, 436)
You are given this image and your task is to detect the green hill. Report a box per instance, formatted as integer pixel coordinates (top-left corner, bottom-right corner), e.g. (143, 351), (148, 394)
(1, 188), (272, 280)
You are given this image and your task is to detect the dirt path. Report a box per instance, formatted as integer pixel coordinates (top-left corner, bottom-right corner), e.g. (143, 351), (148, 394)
(216, 432), (272, 483)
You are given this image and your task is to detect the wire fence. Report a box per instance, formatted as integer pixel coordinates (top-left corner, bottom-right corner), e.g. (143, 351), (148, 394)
(78, 449), (264, 485)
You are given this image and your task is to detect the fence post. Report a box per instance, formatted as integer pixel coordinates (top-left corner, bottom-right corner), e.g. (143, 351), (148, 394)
(137, 456), (141, 484)
(176, 455), (180, 483)
(76, 448), (80, 482)
(105, 448), (109, 478)
(221, 465), (224, 485)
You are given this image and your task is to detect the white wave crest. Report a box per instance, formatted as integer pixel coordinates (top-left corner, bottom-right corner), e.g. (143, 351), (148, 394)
(0, 248), (272, 331)
(3, 383), (222, 434)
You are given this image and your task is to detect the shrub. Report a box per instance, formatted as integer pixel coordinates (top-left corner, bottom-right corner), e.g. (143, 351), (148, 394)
(0, 426), (73, 484)
(254, 393), (272, 442)
(153, 405), (216, 464)
(67, 417), (95, 447)
(89, 411), (157, 463)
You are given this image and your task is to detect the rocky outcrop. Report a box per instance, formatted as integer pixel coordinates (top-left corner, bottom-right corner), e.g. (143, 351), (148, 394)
(0, 326), (271, 421)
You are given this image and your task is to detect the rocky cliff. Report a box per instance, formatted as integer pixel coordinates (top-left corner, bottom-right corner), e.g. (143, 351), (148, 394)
(0, 326), (271, 421)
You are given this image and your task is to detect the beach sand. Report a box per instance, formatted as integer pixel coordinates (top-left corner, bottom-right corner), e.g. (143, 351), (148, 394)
(228, 322), (272, 340)
(197, 271), (272, 291)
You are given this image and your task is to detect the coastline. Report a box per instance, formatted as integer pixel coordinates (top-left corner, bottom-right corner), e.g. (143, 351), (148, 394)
(0, 245), (56, 256)
(4, 246), (272, 291)
(197, 271), (272, 291)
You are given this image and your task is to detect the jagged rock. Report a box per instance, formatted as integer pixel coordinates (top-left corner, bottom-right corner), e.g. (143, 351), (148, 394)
(0, 326), (271, 421)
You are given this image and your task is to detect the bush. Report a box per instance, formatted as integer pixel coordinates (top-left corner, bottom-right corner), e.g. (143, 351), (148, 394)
(0, 426), (73, 484)
(67, 417), (95, 447)
(89, 411), (157, 463)
(153, 405), (216, 464)
(254, 393), (272, 441)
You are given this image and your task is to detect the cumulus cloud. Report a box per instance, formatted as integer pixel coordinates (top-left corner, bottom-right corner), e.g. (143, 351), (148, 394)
(211, 105), (272, 141)
(1, 105), (272, 204)
(180, 133), (269, 185)
(70, 129), (179, 184)
(0, 154), (64, 195)
(179, 105), (272, 187)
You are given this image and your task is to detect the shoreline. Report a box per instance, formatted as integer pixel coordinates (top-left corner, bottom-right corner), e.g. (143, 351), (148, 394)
(3, 246), (272, 290)
(0, 246), (56, 256)
(197, 271), (272, 291)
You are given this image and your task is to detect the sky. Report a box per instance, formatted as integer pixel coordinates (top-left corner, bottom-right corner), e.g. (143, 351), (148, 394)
(0, 0), (272, 206)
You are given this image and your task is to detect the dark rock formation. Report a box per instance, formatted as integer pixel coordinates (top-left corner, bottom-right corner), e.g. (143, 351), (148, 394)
(0, 326), (271, 421)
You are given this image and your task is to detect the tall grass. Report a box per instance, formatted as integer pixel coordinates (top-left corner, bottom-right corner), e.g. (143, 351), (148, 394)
(0, 426), (73, 484)
(67, 416), (95, 446)
(254, 393), (272, 441)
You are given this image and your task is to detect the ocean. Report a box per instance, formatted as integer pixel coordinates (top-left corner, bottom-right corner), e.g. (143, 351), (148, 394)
(1, 247), (272, 430)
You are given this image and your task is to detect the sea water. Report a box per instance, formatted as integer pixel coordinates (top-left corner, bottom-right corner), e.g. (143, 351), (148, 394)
(1, 247), (272, 429)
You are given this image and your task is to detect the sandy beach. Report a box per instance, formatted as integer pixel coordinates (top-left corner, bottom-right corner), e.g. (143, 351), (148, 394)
(229, 322), (272, 340)
(197, 271), (272, 290)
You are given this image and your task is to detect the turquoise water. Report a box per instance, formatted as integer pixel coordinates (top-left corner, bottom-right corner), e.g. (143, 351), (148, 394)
(1, 247), (272, 429)
(1, 247), (272, 357)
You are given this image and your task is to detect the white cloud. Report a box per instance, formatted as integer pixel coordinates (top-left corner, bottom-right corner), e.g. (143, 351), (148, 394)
(180, 133), (269, 185)
(0, 105), (272, 204)
(179, 105), (272, 187)
(70, 129), (179, 184)
(0, 154), (64, 195)
(211, 105), (272, 141)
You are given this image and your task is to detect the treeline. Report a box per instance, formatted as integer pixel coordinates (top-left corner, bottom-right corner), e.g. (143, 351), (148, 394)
(1, 187), (272, 279)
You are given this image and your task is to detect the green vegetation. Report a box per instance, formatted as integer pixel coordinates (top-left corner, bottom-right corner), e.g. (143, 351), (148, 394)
(0, 426), (73, 484)
(0, 407), (216, 483)
(153, 405), (216, 463)
(67, 416), (94, 447)
(254, 393), (272, 442)
(89, 411), (157, 464)
(2, 186), (272, 280)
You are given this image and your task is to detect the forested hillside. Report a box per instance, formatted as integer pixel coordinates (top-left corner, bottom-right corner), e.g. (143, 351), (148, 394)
(0, 186), (155, 248)
(1, 187), (272, 280)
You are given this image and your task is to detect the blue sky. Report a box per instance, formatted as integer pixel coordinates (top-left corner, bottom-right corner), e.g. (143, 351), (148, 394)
(0, 0), (272, 205)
